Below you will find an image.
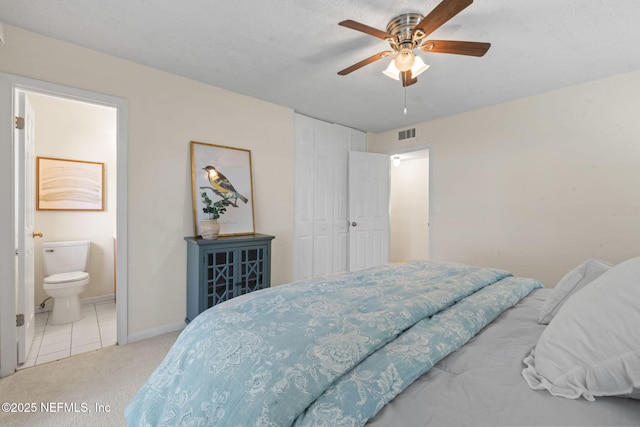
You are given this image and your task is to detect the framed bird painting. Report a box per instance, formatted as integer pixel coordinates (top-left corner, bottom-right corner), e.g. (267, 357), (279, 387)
(190, 141), (255, 237)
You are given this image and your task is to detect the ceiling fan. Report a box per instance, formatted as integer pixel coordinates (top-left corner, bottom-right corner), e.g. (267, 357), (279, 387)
(337, 0), (490, 87)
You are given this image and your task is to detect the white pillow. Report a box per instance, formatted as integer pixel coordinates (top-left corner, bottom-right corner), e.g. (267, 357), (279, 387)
(538, 258), (612, 324)
(523, 256), (640, 401)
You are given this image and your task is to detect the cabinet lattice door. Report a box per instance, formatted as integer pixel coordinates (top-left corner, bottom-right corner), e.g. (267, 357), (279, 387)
(185, 234), (274, 322)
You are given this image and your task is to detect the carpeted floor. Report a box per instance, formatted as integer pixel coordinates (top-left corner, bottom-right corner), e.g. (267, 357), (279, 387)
(0, 330), (180, 426)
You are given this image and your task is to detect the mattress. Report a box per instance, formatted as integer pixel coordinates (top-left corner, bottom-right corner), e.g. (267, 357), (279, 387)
(366, 288), (640, 426)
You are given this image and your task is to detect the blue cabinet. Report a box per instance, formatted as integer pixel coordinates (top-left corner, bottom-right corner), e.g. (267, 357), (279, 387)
(184, 234), (275, 323)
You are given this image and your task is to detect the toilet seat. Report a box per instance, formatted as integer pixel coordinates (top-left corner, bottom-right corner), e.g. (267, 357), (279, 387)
(43, 271), (90, 289)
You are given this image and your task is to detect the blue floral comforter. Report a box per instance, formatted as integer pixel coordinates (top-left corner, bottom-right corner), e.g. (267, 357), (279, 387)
(125, 260), (541, 426)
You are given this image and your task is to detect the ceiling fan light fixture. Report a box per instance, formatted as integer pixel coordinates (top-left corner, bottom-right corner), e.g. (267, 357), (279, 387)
(394, 48), (415, 72)
(411, 55), (430, 78)
(383, 54), (429, 81)
(383, 61), (401, 80)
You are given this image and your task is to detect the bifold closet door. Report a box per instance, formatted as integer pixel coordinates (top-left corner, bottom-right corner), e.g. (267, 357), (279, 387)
(294, 115), (313, 280)
(294, 114), (368, 280)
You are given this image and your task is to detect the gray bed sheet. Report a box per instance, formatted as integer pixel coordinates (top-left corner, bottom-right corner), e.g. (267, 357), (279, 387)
(366, 288), (640, 426)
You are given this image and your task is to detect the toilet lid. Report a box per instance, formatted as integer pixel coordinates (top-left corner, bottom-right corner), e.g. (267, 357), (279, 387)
(44, 271), (89, 284)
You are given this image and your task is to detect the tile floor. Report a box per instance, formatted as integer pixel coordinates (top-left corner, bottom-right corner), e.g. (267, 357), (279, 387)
(19, 300), (117, 369)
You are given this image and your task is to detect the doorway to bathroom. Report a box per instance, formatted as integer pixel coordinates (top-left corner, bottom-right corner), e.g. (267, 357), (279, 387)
(0, 73), (128, 377)
(19, 92), (118, 369)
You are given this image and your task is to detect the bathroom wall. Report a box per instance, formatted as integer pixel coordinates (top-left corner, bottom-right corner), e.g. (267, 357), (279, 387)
(29, 93), (117, 307)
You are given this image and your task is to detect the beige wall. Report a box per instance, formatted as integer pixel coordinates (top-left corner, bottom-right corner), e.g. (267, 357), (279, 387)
(0, 25), (294, 336)
(4, 23), (639, 338)
(370, 71), (640, 287)
(30, 93), (117, 306)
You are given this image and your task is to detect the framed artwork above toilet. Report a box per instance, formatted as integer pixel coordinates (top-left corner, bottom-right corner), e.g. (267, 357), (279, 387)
(36, 156), (104, 211)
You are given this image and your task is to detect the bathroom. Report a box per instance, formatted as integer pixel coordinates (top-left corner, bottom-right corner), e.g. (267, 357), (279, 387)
(21, 92), (118, 368)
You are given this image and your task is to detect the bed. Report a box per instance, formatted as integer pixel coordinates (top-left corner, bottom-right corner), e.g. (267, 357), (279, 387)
(125, 258), (640, 426)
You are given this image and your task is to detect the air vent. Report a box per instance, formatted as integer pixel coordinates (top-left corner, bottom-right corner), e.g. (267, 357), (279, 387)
(398, 128), (416, 141)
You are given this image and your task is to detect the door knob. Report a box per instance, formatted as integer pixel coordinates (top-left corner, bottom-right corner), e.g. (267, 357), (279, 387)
(351, 222), (357, 227)
(33, 231), (43, 238)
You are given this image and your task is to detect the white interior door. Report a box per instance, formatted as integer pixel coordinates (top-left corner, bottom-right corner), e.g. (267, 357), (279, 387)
(16, 91), (36, 364)
(329, 125), (350, 275)
(294, 114), (372, 279)
(293, 115), (334, 279)
(348, 151), (390, 271)
(311, 120), (333, 276)
(293, 115), (314, 280)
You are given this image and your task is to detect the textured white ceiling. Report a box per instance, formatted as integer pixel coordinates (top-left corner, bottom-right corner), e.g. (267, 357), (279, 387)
(1, 0), (639, 133)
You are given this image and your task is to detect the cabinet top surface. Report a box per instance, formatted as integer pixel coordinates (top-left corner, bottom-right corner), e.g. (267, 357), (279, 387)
(185, 233), (275, 245)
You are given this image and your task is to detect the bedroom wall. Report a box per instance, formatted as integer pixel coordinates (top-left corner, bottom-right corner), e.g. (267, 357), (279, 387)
(369, 70), (640, 287)
(0, 25), (295, 337)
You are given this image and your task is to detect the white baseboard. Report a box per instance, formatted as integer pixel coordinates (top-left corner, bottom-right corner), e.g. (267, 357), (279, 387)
(35, 293), (115, 314)
(126, 321), (186, 343)
(34, 293), (185, 345)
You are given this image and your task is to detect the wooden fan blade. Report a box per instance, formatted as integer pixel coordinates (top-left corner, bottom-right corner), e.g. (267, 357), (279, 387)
(422, 40), (491, 56)
(339, 20), (394, 40)
(401, 71), (417, 87)
(414, 0), (473, 38)
(338, 51), (392, 76)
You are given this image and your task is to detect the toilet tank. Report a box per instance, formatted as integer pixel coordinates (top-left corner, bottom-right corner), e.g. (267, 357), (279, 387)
(42, 240), (91, 275)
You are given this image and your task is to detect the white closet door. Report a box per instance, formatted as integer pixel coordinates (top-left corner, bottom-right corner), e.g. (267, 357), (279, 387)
(349, 127), (367, 152)
(330, 124), (350, 274)
(312, 120), (333, 276)
(294, 114), (369, 280)
(293, 115), (315, 280)
(294, 114), (335, 279)
(348, 151), (390, 271)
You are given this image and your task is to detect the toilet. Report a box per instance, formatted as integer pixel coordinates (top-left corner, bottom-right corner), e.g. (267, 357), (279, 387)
(42, 240), (91, 325)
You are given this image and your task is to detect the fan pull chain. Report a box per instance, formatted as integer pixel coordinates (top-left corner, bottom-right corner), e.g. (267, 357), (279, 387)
(403, 87), (407, 115)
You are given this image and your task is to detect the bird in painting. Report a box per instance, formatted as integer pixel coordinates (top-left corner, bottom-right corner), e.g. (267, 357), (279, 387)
(203, 165), (248, 207)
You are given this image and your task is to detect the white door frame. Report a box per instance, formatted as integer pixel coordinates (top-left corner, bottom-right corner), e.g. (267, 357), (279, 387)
(387, 144), (433, 260)
(0, 72), (129, 377)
